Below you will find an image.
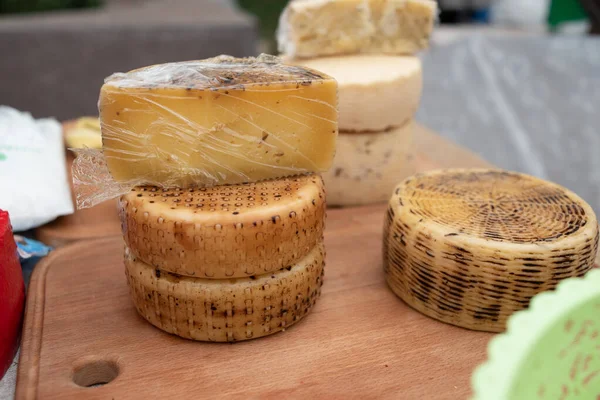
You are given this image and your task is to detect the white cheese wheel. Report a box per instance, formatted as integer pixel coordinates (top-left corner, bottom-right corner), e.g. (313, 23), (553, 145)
(383, 169), (600, 332)
(125, 242), (325, 342)
(277, 0), (437, 59)
(119, 174), (325, 279)
(323, 121), (415, 206)
(293, 55), (422, 132)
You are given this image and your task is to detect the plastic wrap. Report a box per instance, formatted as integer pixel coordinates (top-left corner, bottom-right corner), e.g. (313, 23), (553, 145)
(277, 0), (438, 59)
(72, 54), (338, 209)
(417, 35), (600, 216)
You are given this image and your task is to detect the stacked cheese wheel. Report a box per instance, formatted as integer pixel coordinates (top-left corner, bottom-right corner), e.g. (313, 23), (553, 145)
(98, 55), (339, 341)
(383, 169), (599, 332)
(279, 0), (438, 206)
(119, 176), (326, 341)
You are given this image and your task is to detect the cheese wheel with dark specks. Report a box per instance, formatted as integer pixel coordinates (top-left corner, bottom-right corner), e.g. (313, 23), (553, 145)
(125, 241), (325, 342)
(383, 169), (599, 332)
(119, 174), (325, 279)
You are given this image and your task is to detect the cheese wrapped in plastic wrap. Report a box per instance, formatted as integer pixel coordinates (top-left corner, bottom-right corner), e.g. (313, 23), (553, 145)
(72, 54), (338, 208)
(277, 0), (438, 59)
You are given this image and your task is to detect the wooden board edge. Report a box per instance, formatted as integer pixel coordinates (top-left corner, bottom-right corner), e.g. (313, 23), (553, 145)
(15, 237), (121, 399)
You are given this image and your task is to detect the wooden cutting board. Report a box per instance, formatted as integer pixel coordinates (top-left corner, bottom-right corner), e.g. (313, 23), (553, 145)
(34, 123), (490, 248)
(17, 124), (497, 398)
(16, 204), (492, 399)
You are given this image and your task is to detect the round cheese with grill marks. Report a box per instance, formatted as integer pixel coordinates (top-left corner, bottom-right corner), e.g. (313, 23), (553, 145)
(119, 174), (325, 279)
(125, 241), (324, 342)
(383, 169), (599, 332)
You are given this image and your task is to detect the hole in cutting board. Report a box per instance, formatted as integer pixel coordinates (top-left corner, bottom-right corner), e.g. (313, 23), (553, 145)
(72, 360), (119, 388)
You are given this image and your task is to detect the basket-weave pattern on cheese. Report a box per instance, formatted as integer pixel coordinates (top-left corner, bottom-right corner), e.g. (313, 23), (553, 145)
(383, 169), (599, 332)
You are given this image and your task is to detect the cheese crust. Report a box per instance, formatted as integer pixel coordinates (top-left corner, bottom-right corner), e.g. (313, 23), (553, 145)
(119, 174), (325, 279)
(125, 241), (325, 342)
(383, 169), (600, 332)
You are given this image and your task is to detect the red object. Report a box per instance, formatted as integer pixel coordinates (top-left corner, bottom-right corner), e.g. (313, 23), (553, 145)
(0, 210), (25, 379)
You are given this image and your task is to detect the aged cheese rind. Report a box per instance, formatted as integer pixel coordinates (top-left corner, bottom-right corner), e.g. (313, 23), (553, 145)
(125, 241), (325, 342)
(383, 169), (600, 332)
(323, 122), (415, 206)
(119, 174), (325, 279)
(292, 55), (421, 131)
(99, 54), (338, 187)
(278, 0), (437, 59)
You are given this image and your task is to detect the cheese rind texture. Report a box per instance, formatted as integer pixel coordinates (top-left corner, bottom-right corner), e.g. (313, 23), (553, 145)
(99, 54), (338, 187)
(119, 174), (325, 279)
(278, 0), (437, 59)
(323, 122), (415, 206)
(294, 55), (421, 131)
(383, 169), (600, 332)
(125, 241), (325, 342)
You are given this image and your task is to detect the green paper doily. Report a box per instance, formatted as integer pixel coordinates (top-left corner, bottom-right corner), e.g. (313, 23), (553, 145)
(472, 269), (600, 399)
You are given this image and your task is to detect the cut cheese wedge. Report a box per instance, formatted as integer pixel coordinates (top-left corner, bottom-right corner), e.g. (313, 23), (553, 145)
(119, 174), (325, 279)
(292, 55), (422, 132)
(383, 169), (599, 332)
(324, 122), (415, 206)
(99, 54), (338, 187)
(125, 241), (325, 342)
(65, 117), (102, 149)
(278, 0), (437, 59)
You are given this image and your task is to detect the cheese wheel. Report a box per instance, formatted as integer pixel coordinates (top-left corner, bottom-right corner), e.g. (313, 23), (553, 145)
(295, 55), (422, 132)
(100, 54), (338, 187)
(125, 242), (325, 342)
(277, 0), (437, 59)
(323, 121), (415, 206)
(119, 174), (325, 279)
(383, 169), (599, 332)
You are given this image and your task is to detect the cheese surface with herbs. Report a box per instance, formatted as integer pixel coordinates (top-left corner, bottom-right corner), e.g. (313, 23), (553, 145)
(277, 0), (437, 59)
(323, 121), (415, 206)
(99, 54), (338, 187)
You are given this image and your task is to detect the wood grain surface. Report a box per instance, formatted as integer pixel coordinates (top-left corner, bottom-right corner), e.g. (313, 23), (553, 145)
(17, 122), (599, 398)
(17, 124), (496, 399)
(16, 205), (492, 399)
(33, 123), (490, 248)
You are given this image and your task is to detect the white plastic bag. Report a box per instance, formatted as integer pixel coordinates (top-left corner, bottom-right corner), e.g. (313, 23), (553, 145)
(0, 106), (73, 231)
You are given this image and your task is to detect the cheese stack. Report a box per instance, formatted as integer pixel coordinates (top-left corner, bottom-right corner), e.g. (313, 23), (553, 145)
(383, 169), (599, 332)
(279, 0), (437, 206)
(99, 55), (338, 341)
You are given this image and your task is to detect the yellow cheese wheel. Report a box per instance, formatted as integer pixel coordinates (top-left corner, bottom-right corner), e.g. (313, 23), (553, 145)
(100, 55), (338, 187)
(125, 241), (325, 342)
(119, 174), (325, 279)
(383, 169), (599, 332)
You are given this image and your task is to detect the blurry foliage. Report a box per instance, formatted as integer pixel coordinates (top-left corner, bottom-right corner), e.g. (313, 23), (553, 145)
(236, 0), (289, 53)
(0, 0), (101, 14)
